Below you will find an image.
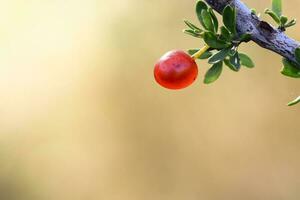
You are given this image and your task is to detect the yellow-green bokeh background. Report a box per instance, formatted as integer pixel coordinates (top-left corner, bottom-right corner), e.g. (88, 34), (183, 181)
(0, 0), (299, 199)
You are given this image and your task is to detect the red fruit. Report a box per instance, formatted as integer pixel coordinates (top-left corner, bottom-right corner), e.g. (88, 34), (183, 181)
(154, 50), (198, 89)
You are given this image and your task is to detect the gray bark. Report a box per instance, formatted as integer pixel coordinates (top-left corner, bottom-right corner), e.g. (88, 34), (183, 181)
(204, 0), (300, 69)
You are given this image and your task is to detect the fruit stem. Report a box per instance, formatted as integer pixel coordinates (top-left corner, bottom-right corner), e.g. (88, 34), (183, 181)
(191, 44), (210, 60)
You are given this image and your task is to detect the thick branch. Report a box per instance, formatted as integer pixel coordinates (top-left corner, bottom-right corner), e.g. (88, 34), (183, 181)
(205, 0), (300, 69)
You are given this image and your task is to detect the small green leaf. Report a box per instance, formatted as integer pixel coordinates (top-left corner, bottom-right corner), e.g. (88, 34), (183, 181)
(196, 1), (208, 26)
(187, 49), (200, 55)
(208, 8), (218, 33)
(199, 51), (213, 59)
(287, 96), (300, 106)
(220, 26), (231, 41)
(224, 59), (239, 72)
(223, 5), (236, 34)
(250, 8), (257, 15)
(280, 15), (288, 25)
(201, 9), (215, 32)
(264, 8), (281, 24)
(184, 20), (202, 32)
(204, 62), (223, 84)
(284, 19), (297, 28)
(229, 52), (241, 70)
(281, 58), (300, 78)
(238, 33), (251, 42)
(187, 49), (213, 59)
(183, 29), (203, 38)
(239, 53), (255, 68)
(208, 48), (231, 64)
(203, 32), (230, 49)
(272, 0), (282, 17)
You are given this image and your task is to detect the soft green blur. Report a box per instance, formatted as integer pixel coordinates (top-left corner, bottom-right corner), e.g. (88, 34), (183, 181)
(0, 0), (299, 199)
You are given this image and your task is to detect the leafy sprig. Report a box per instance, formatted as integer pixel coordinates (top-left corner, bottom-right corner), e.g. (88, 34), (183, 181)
(183, 0), (299, 106)
(183, 0), (254, 84)
(270, 0), (300, 106)
(264, 0), (296, 31)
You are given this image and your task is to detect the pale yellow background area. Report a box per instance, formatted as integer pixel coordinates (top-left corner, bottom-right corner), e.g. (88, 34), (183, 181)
(0, 0), (299, 199)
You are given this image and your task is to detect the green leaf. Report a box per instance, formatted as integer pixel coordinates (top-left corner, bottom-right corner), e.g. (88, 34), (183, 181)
(208, 48), (231, 64)
(272, 0), (282, 17)
(264, 8), (281, 24)
(238, 33), (251, 42)
(187, 49), (213, 59)
(220, 26), (231, 41)
(250, 8), (257, 15)
(281, 58), (300, 78)
(196, 1), (208, 26)
(239, 53), (255, 68)
(203, 32), (230, 49)
(184, 20), (202, 32)
(200, 51), (213, 59)
(199, 51), (213, 59)
(208, 8), (219, 33)
(284, 19), (297, 28)
(204, 62), (223, 84)
(229, 52), (241, 70)
(295, 48), (300, 64)
(280, 15), (288, 25)
(201, 9), (215, 32)
(223, 5), (236, 35)
(287, 96), (300, 106)
(183, 29), (203, 38)
(224, 59), (239, 72)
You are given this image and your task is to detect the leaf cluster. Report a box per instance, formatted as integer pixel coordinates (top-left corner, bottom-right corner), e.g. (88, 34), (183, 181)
(265, 0), (296, 31)
(183, 0), (254, 84)
(183, 0), (299, 106)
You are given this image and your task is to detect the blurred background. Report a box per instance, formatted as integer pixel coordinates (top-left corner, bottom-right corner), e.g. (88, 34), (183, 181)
(0, 0), (299, 199)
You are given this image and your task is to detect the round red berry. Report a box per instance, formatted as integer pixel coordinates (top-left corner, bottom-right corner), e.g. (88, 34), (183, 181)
(154, 50), (198, 89)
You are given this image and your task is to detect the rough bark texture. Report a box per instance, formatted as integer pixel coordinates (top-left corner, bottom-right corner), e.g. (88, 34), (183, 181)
(205, 0), (300, 69)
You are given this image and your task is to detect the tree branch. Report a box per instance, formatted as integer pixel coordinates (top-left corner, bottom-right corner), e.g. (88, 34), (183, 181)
(204, 0), (300, 69)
